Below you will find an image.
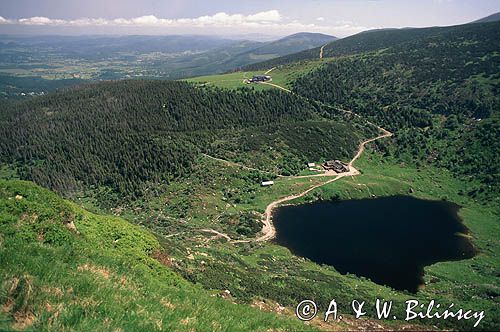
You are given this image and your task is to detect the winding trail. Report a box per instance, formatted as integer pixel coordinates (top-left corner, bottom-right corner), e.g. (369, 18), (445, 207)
(246, 78), (392, 242)
(319, 44), (327, 59)
(201, 74), (393, 244)
(264, 67), (276, 75)
(255, 129), (392, 242)
(228, 126), (392, 244)
(260, 82), (292, 93)
(202, 153), (280, 176)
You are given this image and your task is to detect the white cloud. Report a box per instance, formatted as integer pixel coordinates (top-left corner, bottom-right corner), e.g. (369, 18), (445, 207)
(246, 10), (281, 22)
(131, 15), (162, 25)
(0, 16), (11, 24)
(13, 10), (283, 28)
(19, 16), (66, 25)
(1, 10), (379, 37)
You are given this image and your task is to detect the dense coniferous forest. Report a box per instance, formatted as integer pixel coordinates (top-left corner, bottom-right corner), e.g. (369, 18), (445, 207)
(0, 80), (367, 201)
(242, 21), (499, 71)
(1, 22), (498, 202)
(0, 33), (337, 98)
(292, 21), (500, 199)
(1, 11), (500, 332)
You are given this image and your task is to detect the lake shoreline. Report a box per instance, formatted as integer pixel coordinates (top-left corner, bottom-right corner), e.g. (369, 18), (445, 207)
(272, 195), (476, 292)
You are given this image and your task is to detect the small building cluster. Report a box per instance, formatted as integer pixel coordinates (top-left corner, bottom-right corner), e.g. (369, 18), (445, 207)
(323, 160), (349, 173)
(248, 75), (271, 83)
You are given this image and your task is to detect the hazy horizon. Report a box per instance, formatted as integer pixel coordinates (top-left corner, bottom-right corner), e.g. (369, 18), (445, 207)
(1, 0), (499, 38)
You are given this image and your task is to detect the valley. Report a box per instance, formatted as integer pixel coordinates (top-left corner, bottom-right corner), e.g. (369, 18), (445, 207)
(0, 33), (335, 99)
(0, 10), (499, 332)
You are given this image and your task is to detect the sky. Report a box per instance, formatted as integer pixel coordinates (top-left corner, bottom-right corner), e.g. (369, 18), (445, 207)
(0, 0), (499, 38)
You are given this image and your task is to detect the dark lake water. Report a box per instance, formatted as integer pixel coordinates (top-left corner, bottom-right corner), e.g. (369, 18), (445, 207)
(273, 196), (476, 292)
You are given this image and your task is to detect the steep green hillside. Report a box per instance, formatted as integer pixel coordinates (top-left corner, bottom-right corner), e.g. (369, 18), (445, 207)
(0, 179), (313, 331)
(0, 33), (335, 98)
(472, 11), (500, 23)
(242, 21), (499, 71)
(292, 21), (500, 201)
(223, 33), (335, 70)
(0, 80), (372, 204)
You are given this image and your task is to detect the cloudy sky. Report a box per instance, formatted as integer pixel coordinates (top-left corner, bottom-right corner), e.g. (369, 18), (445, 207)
(0, 0), (499, 38)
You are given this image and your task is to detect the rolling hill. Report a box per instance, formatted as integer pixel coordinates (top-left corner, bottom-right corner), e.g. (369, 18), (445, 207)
(472, 11), (500, 23)
(0, 179), (312, 331)
(0, 32), (336, 98)
(242, 14), (500, 71)
(1, 12), (499, 332)
(222, 32), (336, 69)
(248, 32), (335, 55)
(0, 80), (371, 202)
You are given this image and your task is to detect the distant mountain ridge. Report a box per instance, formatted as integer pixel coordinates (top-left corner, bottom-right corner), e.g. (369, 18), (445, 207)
(249, 32), (336, 56)
(150, 32), (336, 78)
(214, 32), (336, 72)
(0, 32), (336, 96)
(472, 12), (500, 23)
(0, 32), (336, 64)
(243, 12), (500, 71)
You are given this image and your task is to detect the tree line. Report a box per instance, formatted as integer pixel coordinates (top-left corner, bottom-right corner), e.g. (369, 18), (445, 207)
(292, 21), (500, 200)
(0, 80), (335, 200)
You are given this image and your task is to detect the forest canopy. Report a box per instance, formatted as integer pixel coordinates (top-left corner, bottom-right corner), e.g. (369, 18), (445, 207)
(0, 81), (366, 200)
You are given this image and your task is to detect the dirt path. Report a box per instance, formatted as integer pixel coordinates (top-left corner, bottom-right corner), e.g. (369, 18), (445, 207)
(264, 67), (276, 75)
(200, 228), (232, 241)
(207, 128), (392, 244)
(255, 171), (352, 242)
(201, 79), (392, 243)
(202, 153), (279, 176)
(319, 44), (327, 59)
(255, 129), (392, 242)
(260, 82), (292, 93)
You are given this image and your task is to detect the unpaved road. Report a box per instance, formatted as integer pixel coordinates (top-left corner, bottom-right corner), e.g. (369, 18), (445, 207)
(319, 44), (327, 59)
(200, 228), (232, 241)
(255, 129), (392, 242)
(260, 81), (292, 93)
(202, 153), (279, 176)
(202, 78), (392, 243)
(264, 67), (276, 74)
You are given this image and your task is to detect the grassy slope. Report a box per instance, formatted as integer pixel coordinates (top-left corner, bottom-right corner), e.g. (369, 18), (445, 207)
(2, 23), (497, 330)
(140, 58), (498, 330)
(289, 149), (499, 328)
(0, 180), (314, 331)
(97, 144), (499, 330)
(185, 58), (332, 91)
